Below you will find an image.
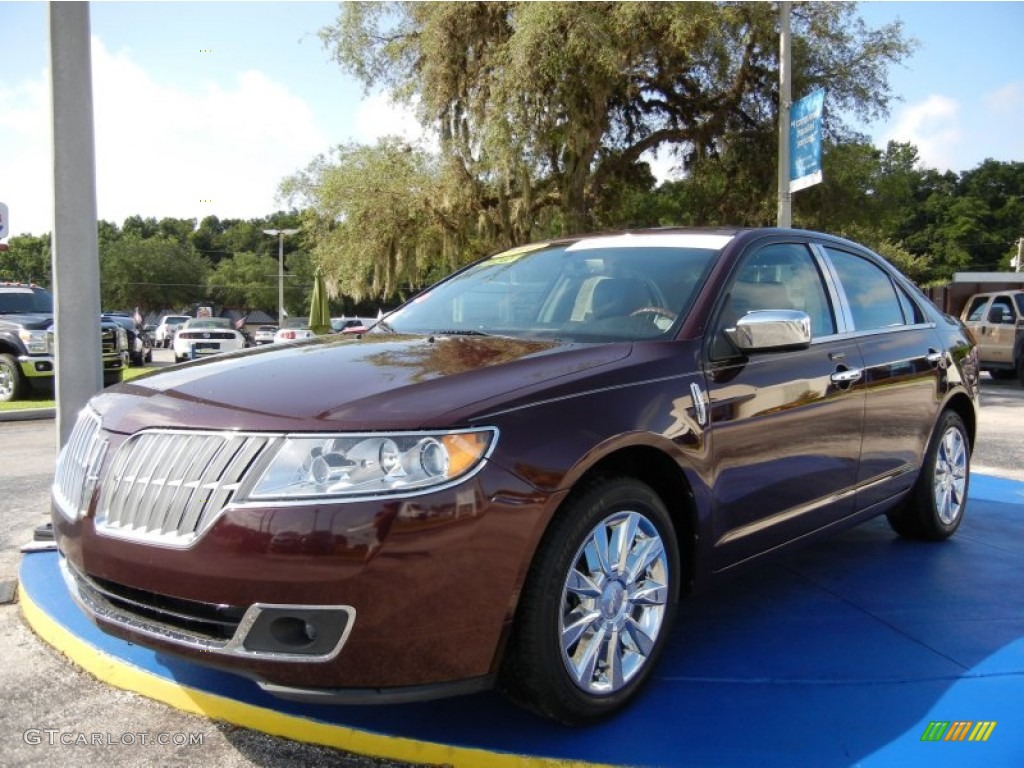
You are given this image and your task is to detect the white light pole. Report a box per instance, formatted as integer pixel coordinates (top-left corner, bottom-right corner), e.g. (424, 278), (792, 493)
(262, 228), (299, 326)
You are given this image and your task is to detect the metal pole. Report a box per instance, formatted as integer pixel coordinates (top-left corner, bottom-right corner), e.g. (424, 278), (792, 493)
(49, 1), (102, 448)
(277, 234), (285, 326)
(777, 1), (792, 228)
(1016, 237), (1023, 273)
(263, 228), (299, 327)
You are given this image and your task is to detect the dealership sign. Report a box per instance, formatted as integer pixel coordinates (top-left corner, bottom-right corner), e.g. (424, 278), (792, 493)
(789, 90), (825, 192)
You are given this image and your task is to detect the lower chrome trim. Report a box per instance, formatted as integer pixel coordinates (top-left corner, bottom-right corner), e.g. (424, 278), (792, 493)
(59, 554), (356, 663)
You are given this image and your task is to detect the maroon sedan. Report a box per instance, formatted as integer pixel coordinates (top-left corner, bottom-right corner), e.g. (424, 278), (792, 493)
(52, 228), (979, 724)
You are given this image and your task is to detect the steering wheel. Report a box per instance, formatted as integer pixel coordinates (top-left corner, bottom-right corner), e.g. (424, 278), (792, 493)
(629, 306), (678, 323)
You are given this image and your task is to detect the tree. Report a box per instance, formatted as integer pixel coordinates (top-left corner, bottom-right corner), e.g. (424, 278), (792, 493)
(282, 139), (457, 300)
(100, 236), (211, 311)
(1, 234), (51, 286)
(319, 0), (913, 240)
(206, 251), (280, 313)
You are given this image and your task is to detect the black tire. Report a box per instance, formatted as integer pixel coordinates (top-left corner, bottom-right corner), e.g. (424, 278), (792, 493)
(1017, 355), (1024, 388)
(0, 353), (26, 403)
(887, 410), (970, 541)
(500, 477), (680, 724)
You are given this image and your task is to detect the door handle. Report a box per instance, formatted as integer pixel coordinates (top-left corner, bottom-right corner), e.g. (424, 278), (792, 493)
(926, 349), (946, 368)
(830, 368), (863, 384)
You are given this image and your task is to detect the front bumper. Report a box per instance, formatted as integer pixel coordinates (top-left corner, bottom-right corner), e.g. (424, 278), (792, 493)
(18, 354), (54, 379)
(53, 459), (560, 695)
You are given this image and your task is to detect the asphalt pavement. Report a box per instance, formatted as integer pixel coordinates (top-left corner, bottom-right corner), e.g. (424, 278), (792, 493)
(1, 367), (1021, 767)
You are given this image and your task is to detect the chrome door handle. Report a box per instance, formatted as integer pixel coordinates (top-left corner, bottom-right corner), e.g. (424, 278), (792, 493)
(830, 368), (863, 384)
(926, 350), (946, 367)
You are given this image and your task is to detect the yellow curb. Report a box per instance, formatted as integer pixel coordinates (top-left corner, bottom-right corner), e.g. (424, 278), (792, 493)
(20, 588), (611, 768)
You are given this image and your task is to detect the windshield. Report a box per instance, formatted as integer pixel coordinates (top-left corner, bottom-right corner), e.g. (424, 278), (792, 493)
(0, 287), (53, 314)
(384, 237), (725, 342)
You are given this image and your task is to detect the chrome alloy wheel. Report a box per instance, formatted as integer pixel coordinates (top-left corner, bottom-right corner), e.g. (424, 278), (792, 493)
(933, 424), (968, 526)
(559, 509), (670, 695)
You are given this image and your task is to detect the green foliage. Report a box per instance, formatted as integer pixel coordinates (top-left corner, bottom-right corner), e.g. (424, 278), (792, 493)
(2, 233), (51, 286)
(308, 1), (913, 296)
(100, 235), (211, 311)
(206, 251), (280, 312)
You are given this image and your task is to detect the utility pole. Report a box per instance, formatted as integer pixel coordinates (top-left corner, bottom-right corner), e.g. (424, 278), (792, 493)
(777, 1), (792, 228)
(1015, 237), (1023, 272)
(262, 229), (299, 327)
(50, 1), (102, 448)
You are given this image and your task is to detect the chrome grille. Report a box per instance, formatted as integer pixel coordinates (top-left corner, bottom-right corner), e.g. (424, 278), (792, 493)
(101, 327), (117, 354)
(53, 408), (107, 521)
(96, 430), (278, 546)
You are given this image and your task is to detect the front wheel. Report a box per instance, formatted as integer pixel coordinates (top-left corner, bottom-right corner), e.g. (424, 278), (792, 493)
(500, 477), (680, 724)
(0, 353), (27, 403)
(887, 410), (970, 541)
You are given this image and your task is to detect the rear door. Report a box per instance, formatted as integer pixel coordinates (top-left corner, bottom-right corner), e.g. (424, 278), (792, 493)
(819, 245), (946, 510)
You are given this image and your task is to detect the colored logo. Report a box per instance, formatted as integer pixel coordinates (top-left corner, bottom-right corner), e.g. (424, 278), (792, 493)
(921, 721), (996, 742)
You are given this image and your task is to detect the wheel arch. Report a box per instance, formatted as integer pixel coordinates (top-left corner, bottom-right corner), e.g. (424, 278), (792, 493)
(554, 444), (700, 597)
(941, 391), (978, 451)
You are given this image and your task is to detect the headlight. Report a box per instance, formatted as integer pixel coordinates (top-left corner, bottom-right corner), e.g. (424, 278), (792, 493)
(240, 428), (497, 501)
(19, 329), (50, 355)
(117, 328), (128, 350)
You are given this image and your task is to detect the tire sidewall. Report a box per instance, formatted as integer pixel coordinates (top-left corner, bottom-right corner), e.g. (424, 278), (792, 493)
(518, 478), (680, 723)
(0, 354), (24, 403)
(918, 411), (970, 538)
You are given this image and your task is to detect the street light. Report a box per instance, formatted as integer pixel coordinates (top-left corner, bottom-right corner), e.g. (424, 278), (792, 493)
(262, 228), (299, 327)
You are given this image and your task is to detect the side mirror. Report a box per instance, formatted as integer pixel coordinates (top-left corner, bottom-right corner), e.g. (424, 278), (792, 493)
(725, 310), (812, 352)
(988, 307), (1014, 324)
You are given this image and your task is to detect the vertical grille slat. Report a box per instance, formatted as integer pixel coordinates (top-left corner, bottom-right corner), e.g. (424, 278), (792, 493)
(53, 409), (106, 520)
(95, 429), (275, 546)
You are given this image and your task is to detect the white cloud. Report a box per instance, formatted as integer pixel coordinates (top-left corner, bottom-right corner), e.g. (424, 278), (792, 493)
(882, 95), (961, 172)
(90, 37), (326, 227)
(984, 82), (1024, 114)
(353, 91), (435, 150)
(0, 36), (330, 238)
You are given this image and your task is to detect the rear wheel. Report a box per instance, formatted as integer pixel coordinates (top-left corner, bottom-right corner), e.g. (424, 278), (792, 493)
(0, 353), (26, 402)
(887, 410), (970, 541)
(1017, 355), (1024, 387)
(500, 477), (679, 724)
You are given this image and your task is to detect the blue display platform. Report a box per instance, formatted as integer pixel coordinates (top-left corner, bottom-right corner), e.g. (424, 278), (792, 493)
(20, 475), (1024, 767)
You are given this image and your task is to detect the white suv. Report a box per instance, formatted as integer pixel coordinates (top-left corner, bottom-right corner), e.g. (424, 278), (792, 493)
(154, 315), (190, 348)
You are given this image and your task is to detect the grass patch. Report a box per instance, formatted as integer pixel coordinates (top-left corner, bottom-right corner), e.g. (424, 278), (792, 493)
(0, 366), (154, 412)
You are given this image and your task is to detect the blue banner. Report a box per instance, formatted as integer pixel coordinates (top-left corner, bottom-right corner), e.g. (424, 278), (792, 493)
(789, 89), (825, 192)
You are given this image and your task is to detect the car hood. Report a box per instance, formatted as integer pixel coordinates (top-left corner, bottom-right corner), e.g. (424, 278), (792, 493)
(1, 313), (53, 331)
(94, 334), (632, 434)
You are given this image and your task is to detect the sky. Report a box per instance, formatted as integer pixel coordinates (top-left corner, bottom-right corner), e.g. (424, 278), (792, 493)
(1, 1), (1022, 240)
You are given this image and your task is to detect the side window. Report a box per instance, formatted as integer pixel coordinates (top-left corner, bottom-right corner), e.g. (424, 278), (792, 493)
(990, 296), (1016, 324)
(965, 296), (990, 322)
(825, 248), (905, 331)
(712, 243), (836, 357)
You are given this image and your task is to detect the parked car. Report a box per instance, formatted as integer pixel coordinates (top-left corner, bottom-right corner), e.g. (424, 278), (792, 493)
(0, 282), (127, 402)
(154, 315), (191, 348)
(51, 228), (979, 724)
(171, 317), (246, 362)
(253, 325), (278, 345)
(960, 290), (1024, 385)
(102, 313), (152, 367)
(274, 320), (315, 343)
